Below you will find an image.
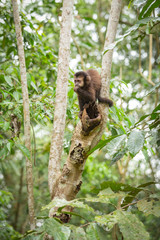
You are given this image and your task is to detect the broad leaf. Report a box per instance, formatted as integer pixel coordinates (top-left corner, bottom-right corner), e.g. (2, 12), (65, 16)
(116, 211), (149, 240)
(42, 198), (94, 212)
(13, 91), (20, 101)
(107, 135), (126, 154)
(85, 188), (125, 204)
(122, 181), (155, 208)
(44, 219), (70, 240)
(96, 210), (149, 239)
(137, 199), (160, 217)
(69, 226), (87, 240)
(95, 213), (118, 231)
(99, 181), (136, 193)
(110, 149), (127, 165)
(17, 144), (31, 160)
(127, 130), (144, 155)
(86, 223), (107, 240)
(4, 76), (13, 86)
(98, 187), (125, 199)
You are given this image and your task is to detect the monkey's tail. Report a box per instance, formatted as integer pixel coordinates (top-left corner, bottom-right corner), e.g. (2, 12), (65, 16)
(98, 96), (113, 107)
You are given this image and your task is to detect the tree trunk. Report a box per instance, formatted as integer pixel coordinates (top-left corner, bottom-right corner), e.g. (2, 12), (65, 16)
(48, 0), (74, 199)
(49, 0), (122, 221)
(12, 0), (35, 230)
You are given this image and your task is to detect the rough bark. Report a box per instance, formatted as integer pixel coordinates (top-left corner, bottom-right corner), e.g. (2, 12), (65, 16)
(50, 0), (122, 220)
(101, 0), (122, 102)
(12, 0), (35, 229)
(48, 0), (74, 198)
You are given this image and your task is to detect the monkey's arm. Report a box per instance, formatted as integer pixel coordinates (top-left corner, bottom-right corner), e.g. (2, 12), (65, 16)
(75, 88), (96, 102)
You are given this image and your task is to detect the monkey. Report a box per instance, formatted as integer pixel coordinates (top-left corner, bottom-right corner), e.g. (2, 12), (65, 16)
(74, 69), (113, 118)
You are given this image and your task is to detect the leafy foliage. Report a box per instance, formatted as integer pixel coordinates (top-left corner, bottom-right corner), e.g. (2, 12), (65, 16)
(103, 17), (160, 53)
(0, 190), (21, 239)
(22, 182), (158, 239)
(0, 0), (160, 239)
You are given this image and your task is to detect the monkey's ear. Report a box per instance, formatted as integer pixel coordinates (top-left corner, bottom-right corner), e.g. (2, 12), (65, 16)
(86, 75), (91, 85)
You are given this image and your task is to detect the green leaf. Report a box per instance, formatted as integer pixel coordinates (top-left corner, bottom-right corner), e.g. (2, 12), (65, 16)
(122, 181), (155, 208)
(110, 149), (127, 165)
(3, 122), (10, 131)
(85, 188), (125, 204)
(4, 76), (13, 86)
(31, 81), (38, 93)
(17, 144), (31, 160)
(92, 181), (137, 196)
(99, 181), (136, 193)
(107, 135), (126, 154)
(42, 198), (94, 212)
(145, 82), (160, 97)
(13, 91), (20, 101)
(153, 103), (160, 113)
(135, 114), (150, 125)
(139, 0), (160, 19)
(116, 210), (150, 240)
(98, 187), (125, 199)
(149, 117), (160, 129)
(86, 224), (107, 240)
(0, 147), (8, 159)
(69, 226), (87, 240)
(96, 210), (149, 239)
(127, 130), (145, 156)
(137, 199), (160, 217)
(7, 46), (16, 56)
(86, 223), (102, 240)
(95, 213), (118, 231)
(88, 135), (123, 155)
(139, 0), (154, 19)
(44, 218), (70, 240)
(6, 141), (13, 152)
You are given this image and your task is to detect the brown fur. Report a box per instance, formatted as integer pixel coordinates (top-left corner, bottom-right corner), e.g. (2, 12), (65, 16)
(74, 69), (113, 118)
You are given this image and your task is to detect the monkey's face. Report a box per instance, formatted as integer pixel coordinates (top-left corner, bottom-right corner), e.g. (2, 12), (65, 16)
(74, 76), (84, 88)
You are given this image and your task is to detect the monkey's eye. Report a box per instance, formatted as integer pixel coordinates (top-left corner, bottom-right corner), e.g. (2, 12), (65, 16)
(75, 79), (80, 83)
